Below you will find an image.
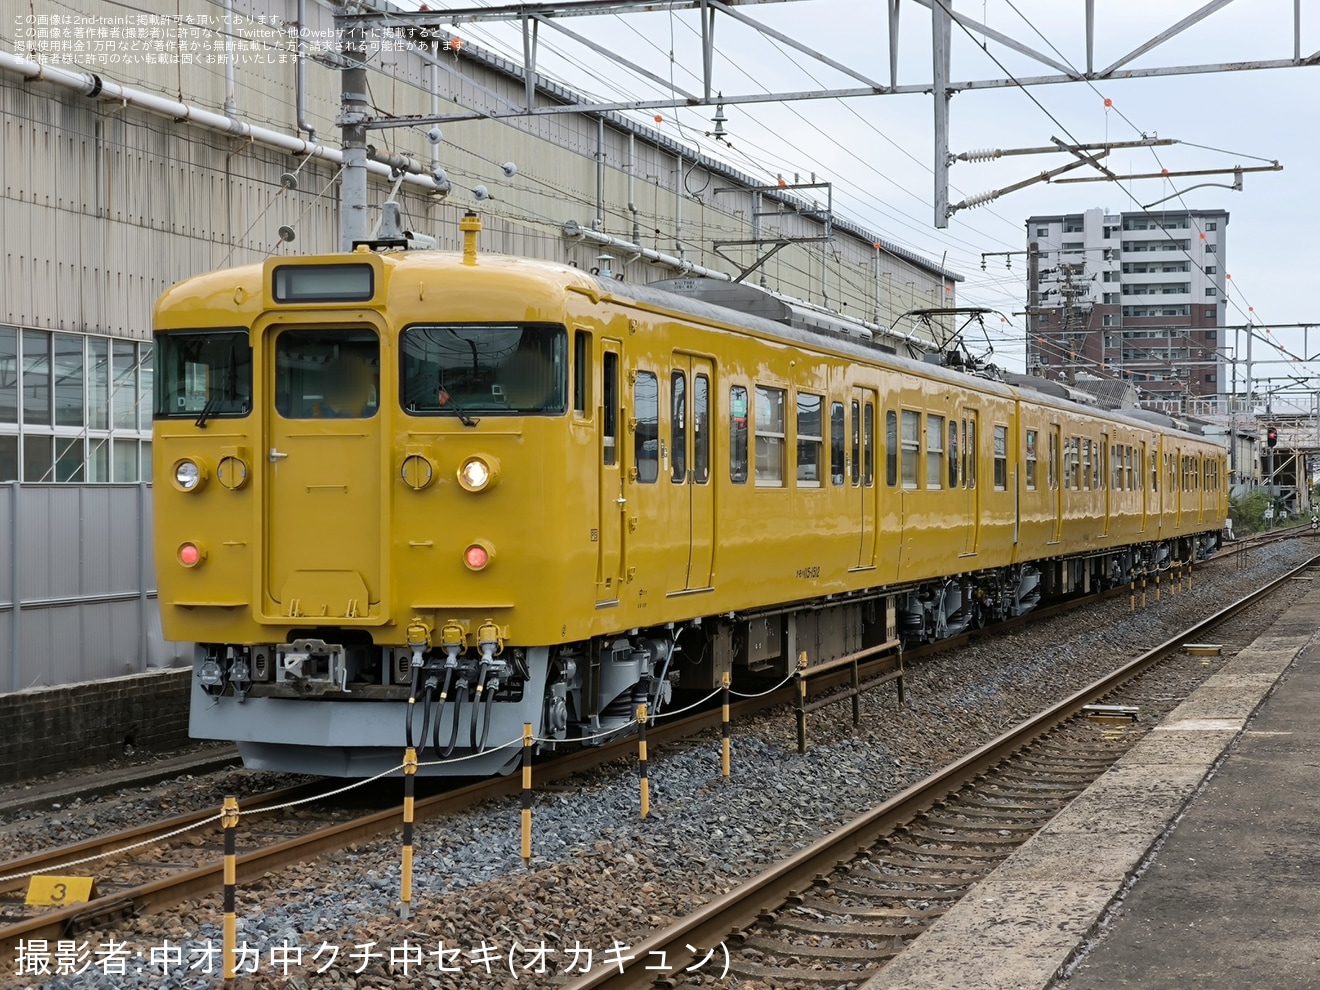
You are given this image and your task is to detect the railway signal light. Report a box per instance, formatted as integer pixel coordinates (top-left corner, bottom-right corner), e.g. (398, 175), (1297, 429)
(1267, 427), (1278, 448)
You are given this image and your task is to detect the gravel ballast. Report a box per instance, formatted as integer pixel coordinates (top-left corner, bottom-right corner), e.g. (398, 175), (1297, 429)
(11, 539), (1316, 990)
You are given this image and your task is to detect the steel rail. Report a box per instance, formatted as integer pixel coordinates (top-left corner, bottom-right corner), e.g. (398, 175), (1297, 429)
(559, 553), (1320, 989)
(0, 782), (329, 897)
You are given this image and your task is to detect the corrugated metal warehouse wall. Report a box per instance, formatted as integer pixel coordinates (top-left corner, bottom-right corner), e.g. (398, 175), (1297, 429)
(0, 484), (185, 689)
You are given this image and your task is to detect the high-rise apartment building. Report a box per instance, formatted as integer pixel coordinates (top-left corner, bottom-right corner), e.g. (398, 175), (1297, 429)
(1024, 208), (1228, 404)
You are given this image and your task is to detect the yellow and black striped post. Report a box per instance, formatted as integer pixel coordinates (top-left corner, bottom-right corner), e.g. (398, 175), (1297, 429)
(400, 746), (417, 920)
(521, 723), (533, 864)
(1129, 579), (1135, 613)
(637, 703), (650, 819)
(221, 795), (239, 982)
(795, 651), (809, 754)
(1142, 576), (1148, 609)
(1155, 569), (1161, 602)
(720, 671), (731, 779)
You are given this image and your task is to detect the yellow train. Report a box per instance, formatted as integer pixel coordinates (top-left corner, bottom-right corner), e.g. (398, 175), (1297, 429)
(152, 213), (1227, 776)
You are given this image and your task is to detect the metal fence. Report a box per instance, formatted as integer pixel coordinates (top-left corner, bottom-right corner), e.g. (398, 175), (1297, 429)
(0, 482), (186, 691)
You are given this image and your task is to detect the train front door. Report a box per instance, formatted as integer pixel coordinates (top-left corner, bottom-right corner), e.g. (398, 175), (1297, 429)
(262, 323), (385, 621)
(665, 354), (715, 592)
(596, 341), (624, 604)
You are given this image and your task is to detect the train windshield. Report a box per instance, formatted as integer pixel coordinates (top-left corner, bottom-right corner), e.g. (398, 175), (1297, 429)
(153, 330), (252, 420)
(401, 323), (567, 416)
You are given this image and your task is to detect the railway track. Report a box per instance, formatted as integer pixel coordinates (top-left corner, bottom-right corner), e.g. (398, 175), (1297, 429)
(0, 539), (1306, 964)
(0, 782), (351, 924)
(557, 553), (1320, 989)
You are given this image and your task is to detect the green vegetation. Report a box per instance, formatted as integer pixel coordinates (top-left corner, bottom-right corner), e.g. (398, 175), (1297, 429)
(1229, 489), (1310, 535)
(1229, 490), (1272, 534)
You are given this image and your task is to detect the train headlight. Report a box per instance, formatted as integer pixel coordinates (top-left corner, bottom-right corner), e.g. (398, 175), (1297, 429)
(463, 542), (493, 571)
(457, 455), (499, 492)
(173, 458), (208, 492)
(177, 542), (206, 567)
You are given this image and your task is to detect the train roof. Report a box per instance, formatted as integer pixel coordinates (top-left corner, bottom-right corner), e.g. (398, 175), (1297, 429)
(602, 273), (1218, 446)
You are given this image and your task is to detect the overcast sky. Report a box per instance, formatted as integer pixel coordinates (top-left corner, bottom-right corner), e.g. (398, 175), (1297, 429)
(401, 0), (1319, 395)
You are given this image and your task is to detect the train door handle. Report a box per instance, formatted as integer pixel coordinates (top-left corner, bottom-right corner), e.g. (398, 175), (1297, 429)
(269, 448), (289, 462)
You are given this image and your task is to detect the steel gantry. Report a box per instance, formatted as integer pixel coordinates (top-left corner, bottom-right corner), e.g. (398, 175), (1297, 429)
(334, 0), (1318, 242)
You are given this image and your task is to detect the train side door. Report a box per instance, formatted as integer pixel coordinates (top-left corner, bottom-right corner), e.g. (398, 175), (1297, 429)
(1049, 424), (1063, 544)
(1100, 432), (1111, 538)
(852, 386), (877, 568)
(623, 358), (673, 602)
(262, 323), (384, 620)
(688, 357), (714, 588)
(665, 353), (715, 593)
(1139, 441), (1148, 533)
(1174, 448), (1184, 529)
(962, 409), (980, 555)
(596, 341), (623, 604)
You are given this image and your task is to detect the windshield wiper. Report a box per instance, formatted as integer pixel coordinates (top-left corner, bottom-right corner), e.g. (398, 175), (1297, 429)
(194, 392), (219, 429)
(195, 345), (240, 429)
(441, 391), (480, 427)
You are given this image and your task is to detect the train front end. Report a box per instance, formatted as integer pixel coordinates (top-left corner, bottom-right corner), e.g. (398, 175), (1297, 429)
(153, 239), (590, 776)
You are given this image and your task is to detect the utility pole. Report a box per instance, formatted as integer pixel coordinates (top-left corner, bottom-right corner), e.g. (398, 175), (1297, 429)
(340, 25), (369, 250)
(1058, 261), (1088, 385)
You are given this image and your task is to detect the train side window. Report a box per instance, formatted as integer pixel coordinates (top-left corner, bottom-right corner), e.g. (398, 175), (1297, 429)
(850, 400), (861, 486)
(947, 419), (959, 488)
(1025, 429), (1037, 490)
(671, 370), (687, 484)
(830, 402), (845, 485)
(993, 425), (1008, 490)
(602, 352), (618, 466)
(863, 401), (875, 487)
(797, 392), (823, 487)
(730, 385), (749, 484)
(634, 371), (658, 484)
(900, 410), (919, 489)
(926, 414), (944, 489)
(1151, 452), (1158, 493)
(755, 385), (786, 486)
(573, 331), (590, 415)
(1081, 439), (1091, 490)
(1048, 431), (1058, 489)
(885, 410), (898, 487)
(693, 374), (709, 484)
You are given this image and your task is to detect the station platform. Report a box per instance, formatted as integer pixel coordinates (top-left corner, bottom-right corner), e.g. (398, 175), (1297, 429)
(861, 575), (1320, 990)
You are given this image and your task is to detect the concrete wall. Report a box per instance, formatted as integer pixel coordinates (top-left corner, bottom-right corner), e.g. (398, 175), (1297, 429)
(0, 669), (190, 784)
